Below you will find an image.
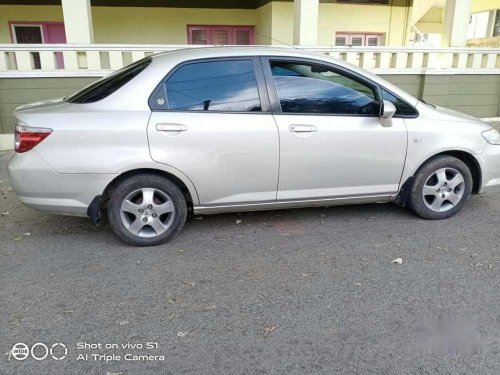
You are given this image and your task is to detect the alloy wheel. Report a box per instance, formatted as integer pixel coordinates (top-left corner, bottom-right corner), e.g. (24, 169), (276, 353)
(422, 167), (465, 213)
(120, 188), (175, 237)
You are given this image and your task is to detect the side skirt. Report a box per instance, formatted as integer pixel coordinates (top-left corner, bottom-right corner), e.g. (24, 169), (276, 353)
(193, 194), (393, 215)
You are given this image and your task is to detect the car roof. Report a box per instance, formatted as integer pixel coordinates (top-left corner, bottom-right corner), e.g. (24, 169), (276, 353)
(151, 46), (419, 106)
(152, 46), (345, 68)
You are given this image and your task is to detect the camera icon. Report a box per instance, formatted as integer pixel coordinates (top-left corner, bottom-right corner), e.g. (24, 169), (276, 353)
(8, 342), (67, 361)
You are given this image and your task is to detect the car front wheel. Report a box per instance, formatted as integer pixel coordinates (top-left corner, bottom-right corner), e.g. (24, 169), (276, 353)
(108, 174), (187, 246)
(407, 155), (473, 220)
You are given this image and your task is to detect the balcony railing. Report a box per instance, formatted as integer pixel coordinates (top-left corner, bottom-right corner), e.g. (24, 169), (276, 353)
(0, 44), (499, 77)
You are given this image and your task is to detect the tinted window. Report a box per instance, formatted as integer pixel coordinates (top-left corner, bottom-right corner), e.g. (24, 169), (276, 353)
(270, 61), (379, 115)
(381, 89), (418, 117)
(66, 57), (151, 104)
(157, 60), (261, 112)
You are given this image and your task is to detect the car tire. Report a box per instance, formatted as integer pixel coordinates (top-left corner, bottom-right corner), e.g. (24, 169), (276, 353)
(407, 155), (473, 220)
(107, 174), (187, 246)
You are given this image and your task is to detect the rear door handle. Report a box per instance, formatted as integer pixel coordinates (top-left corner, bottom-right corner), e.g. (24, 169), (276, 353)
(156, 123), (187, 132)
(289, 124), (317, 133)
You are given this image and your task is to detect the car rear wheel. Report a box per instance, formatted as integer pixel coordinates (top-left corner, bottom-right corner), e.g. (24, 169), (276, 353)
(108, 174), (187, 246)
(407, 156), (473, 220)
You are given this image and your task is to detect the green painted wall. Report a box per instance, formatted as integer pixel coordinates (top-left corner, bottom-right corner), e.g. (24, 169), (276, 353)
(0, 74), (499, 134)
(382, 74), (500, 118)
(0, 77), (95, 134)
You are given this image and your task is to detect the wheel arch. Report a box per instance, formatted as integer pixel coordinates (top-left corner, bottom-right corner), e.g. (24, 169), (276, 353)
(101, 168), (199, 211)
(420, 151), (482, 194)
(397, 150), (482, 207)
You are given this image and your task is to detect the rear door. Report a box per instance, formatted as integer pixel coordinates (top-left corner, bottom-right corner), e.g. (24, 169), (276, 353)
(147, 57), (280, 205)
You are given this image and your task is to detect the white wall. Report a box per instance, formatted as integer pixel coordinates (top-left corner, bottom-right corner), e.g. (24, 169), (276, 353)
(468, 11), (491, 38)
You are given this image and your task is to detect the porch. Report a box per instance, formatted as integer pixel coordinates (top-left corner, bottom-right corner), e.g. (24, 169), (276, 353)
(2, 0), (498, 48)
(0, 0), (499, 150)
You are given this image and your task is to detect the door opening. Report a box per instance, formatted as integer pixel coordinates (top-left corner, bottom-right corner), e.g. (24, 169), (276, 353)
(10, 21), (67, 69)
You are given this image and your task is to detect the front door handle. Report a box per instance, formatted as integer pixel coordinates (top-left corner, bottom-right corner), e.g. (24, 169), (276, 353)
(156, 123), (187, 132)
(289, 124), (317, 133)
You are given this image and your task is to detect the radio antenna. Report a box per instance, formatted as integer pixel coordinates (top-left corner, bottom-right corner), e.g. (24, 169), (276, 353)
(255, 32), (298, 49)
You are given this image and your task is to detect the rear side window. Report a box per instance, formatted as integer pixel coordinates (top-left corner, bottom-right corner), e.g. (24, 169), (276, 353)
(66, 57), (151, 104)
(151, 59), (261, 112)
(381, 89), (418, 117)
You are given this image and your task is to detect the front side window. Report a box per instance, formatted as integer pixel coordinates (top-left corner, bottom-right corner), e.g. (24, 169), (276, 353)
(155, 60), (261, 112)
(66, 57), (151, 104)
(381, 89), (418, 117)
(270, 61), (379, 115)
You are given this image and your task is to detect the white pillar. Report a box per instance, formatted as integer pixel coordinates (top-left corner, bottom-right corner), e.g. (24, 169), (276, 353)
(441, 0), (471, 47)
(61, 0), (94, 43)
(293, 0), (319, 45)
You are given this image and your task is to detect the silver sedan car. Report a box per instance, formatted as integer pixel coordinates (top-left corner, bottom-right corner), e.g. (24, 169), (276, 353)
(8, 47), (500, 246)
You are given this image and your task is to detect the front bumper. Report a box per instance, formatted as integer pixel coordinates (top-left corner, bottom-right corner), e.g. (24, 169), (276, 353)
(8, 151), (117, 216)
(478, 143), (500, 194)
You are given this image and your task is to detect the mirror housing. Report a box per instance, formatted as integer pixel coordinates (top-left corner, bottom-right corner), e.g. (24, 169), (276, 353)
(379, 100), (396, 128)
(381, 100), (396, 118)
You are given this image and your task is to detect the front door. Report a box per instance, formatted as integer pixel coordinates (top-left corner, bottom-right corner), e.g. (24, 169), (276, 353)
(262, 58), (407, 201)
(45, 23), (66, 68)
(11, 22), (66, 68)
(148, 58), (279, 205)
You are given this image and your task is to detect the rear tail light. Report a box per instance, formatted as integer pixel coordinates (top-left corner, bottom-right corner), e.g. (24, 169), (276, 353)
(15, 122), (52, 153)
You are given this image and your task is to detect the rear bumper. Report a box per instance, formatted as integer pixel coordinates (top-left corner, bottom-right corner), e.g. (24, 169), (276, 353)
(478, 143), (500, 194)
(8, 151), (117, 216)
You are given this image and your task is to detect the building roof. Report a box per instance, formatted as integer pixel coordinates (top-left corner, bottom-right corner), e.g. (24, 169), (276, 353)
(0, 0), (351, 9)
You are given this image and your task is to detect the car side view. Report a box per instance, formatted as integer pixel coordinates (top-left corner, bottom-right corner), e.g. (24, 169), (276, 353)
(8, 47), (500, 246)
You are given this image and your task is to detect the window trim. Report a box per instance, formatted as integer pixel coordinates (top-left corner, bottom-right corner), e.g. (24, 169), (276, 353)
(260, 56), (418, 119)
(148, 56), (271, 114)
(365, 34), (384, 46)
(10, 23), (44, 43)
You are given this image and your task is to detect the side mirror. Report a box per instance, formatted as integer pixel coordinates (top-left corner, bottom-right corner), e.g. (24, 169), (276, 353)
(380, 100), (396, 128)
(381, 100), (396, 118)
